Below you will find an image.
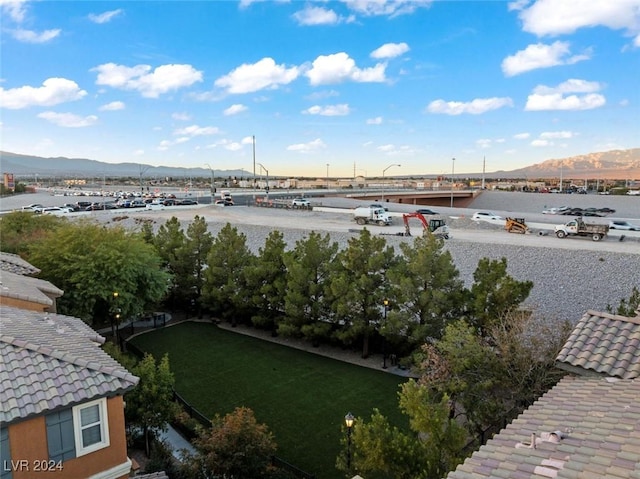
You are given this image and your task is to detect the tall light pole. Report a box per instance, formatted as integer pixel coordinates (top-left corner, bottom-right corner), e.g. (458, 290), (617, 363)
(450, 157), (455, 208)
(205, 163), (215, 200)
(257, 162), (269, 196)
(345, 412), (354, 472)
(326, 163), (330, 190)
(382, 299), (389, 369)
(381, 163), (401, 202)
(252, 135), (256, 190)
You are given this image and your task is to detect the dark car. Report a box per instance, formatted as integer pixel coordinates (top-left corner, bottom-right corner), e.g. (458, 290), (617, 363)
(415, 208), (439, 215)
(86, 203), (118, 211)
(62, 203), (81, 212)
(177, 199), (198, 205)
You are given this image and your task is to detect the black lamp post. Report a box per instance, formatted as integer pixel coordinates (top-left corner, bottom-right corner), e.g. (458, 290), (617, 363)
(382, 299), (389, 369)
(111, 291), (119, 340)
(345, 412), (354, 471)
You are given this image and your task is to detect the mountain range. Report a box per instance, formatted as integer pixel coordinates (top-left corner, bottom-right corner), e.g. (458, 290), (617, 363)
(1, 149), (639, 180)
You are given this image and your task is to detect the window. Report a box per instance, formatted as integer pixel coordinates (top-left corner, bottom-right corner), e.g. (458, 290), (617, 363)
(72, 398), (110, 457)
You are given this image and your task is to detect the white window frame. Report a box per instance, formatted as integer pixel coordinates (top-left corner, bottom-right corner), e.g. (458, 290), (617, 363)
(72, 398), (110, 457)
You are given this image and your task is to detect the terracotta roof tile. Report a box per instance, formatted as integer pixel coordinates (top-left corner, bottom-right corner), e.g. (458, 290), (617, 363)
(0, 305), (138, 424)
(447, 376), (640, 479)
(556, 310), (640, 379)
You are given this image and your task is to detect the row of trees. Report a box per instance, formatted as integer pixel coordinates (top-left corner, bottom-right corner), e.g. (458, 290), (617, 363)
(143, 216), (534, 361)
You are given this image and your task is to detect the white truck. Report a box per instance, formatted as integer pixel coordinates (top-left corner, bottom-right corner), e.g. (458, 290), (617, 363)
(554, 218), (609, 241)
(353, 206), (393, 226)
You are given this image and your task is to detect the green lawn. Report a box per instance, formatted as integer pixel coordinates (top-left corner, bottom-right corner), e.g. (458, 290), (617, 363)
(130, 321), (408, 478)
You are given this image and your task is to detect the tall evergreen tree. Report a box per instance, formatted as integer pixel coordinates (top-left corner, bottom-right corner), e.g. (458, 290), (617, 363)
(330, 229), (397, 358)
(245, 230), (288, 330)
(467, 257), (533, 334)
(387, 234), (466, 347)
(281, 231), (340, 343)
(202, 223), (254, 321)
(153, 216), (188, 308)
(176, 215), (213, 314)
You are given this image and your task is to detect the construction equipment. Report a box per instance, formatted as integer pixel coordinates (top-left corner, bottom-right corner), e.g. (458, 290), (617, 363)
(402, 213), (450, 239)
(555, 218), (609, 241)
(505, 217), (529, 234)
(353, 206), (393, 226)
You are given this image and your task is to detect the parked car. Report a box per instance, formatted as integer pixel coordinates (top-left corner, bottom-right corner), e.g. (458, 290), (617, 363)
(41, 207), (73, 215)
(176, 199), (198, 205)
(215, 199), (234, 206)
(292, 198), (310, 207)
(145, 202), (165, 210)
(415, 208), (439, 215)
(609, 221), (640, 231)
(86, 203), (118, 211)
(472, 211), (503, 222)
(21, 203), (44, 211)
(62, 203), (81, 212)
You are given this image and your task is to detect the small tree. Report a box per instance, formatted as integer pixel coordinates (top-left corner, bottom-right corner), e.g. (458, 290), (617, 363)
(186, 407), (277, 478)
(125, 353), (178, 457)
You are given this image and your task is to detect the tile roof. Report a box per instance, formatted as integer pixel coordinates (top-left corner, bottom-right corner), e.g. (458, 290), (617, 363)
(0, 305), (139, 424)
(135, 473), (169, 479)
(556, 309), (640, 380)
(0, 270), (63, 307)
(447, 376), (640, 479)
(0, 252), (40, 275)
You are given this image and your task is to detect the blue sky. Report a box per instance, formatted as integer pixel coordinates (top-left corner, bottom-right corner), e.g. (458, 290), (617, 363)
(1, 0), (639, 177)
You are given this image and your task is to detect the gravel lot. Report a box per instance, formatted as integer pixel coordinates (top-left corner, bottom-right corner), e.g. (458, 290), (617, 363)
(3, 190), (639, 324)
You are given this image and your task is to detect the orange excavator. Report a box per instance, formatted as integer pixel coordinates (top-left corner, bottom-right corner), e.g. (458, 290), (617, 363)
(402, 213), (450, 239)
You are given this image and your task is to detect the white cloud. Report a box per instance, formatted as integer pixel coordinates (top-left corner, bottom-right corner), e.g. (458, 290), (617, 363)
(99, 101), (125, 111)
(0, 78), (87, 109)
(172, 112), (191, 121)
(502, 41), (590, 76)
(241, 136), (254, 144)
(540, 130), (574, 139)
(224, 104), (248, 116)
(343, 0), (433, 17)
(1, 0), (29, 23)
(10, 28), (60, 43)
(519, 0), (640, 38)
(305, 52), (386, 85)
(303, 104), (351, 116)
(215, 57), (300, 94)
(37, 111), (98, 128)
(93, 63), (203, 98)
(88, 9), (123, 24)
(293, 6), (352, 25)
(287, 138), (327, 152)
(378, 144), (395, 152)
(476, 139), (492, 149)
(531, 139), (549, 147)
(371, 42), (410, 59)
(366, 116), (383, 124)
(427, 97), (513, 115)
(377, 143), (415, 155)
(306, 90), (340, 100)
(525, 79), (606, 110)
(173, 125), (220, 137)
(513, 132), (530, 140)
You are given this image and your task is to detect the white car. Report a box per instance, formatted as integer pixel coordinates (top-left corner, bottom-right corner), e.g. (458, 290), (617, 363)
(472, 211), (503, 222)
(609, 220), (640, 231)
(145, 202), (165, 210)
(292, 198), (311, 207)
(41, 207), (72, 215)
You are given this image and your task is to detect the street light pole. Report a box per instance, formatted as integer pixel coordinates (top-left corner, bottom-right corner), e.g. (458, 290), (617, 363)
(382, 299), (389, 369)
(257, 162), (269, 196)
(205, 163), (215, 201)
(344, 412), (354, 472)
(326, 163), (330, 190)
(381, 163), (401, 202)
(450, 157), (455, 208)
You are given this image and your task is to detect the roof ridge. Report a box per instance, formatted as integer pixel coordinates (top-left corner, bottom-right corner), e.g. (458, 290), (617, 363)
(586, 309), (640, 324)
(1, 333), (137, 385)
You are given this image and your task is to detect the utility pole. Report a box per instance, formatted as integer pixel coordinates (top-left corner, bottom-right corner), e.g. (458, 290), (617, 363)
(450, 158), (455, 208)
(252, 135), (256, 190)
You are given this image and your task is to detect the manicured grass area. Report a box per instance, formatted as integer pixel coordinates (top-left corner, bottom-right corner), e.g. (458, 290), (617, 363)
(130, 321), (408, 478)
